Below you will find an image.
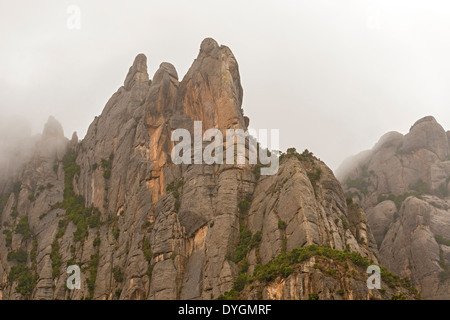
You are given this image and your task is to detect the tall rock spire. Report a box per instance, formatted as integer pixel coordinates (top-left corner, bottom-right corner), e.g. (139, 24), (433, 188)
(176, 38), (245, 132)
(42, 116), (64, 140)
(124, 53), (150, 90)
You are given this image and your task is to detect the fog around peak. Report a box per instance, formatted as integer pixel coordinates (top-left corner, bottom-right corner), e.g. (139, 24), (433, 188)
(0, 116), (37, 183)
(2, 0), (450, 171)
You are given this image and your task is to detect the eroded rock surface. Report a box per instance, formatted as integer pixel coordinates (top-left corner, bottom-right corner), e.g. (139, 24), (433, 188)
(0, 39), (411, 300)
(338, 116), (450, 299)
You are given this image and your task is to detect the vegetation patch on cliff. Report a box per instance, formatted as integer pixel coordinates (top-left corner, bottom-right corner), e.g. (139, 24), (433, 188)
(7, 249), (37, 299)
(100, 153), (114, 179)
(0, 193), (9, 223)
(219, 245), (419, 300)
(15, 216), (31, 240)
(166, 178), (183, 212)
(52, 148), (101, 242)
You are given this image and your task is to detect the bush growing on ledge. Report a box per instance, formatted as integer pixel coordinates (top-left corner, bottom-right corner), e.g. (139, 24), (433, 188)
(292, 148), (314, 160)
(3, 229), (12, 247)
(232, 273), (248, 292)
(8, 264), (37, 298)
(233, 224), (253, 263)
(238, 196), (252, 216)
(435, 234), (450, 246)
(93, 236), (101, 247)
(249, 231), (262, 249)
(409, 178), (429, 195)
(30, 239), (38, 269)
(12, 181), (21, 195)
(278, 220), (287, 230)
(377, 188), (429, 211)
(11, 205), (18, 219)
(166, 178), (183, 212)
(308, 293), (319, 300)
(86, 252), (100, 299)
(217, 289), (240, 300)
(15, 216), (31, 240)
(219, 245), (418, 300)
(253, 163), (264, 180)
(279, 148), (315, 163)
(435, 182), (449, 198)
(142, 238), (152, 262)
(166, 178), (183, 192)
(51, 240), (62, 279)
(100, 153), (114, 179)
(7, 238), (37, 298)
(342, 219), (349, 230)
(55, 148), (102, 243)
(377, 193), (409, 210)
(233, 195), (261, 264)
(0, 194), (8, 220)
(345, 191), (362, 202)
(390, 293), (407, 300)
(345, 177), (370, 195)
(7, 250), (28, 263)
(307, 167), (322, 185)
(113, 226), (120, 240)
(254, 246), (374, 282)
(438, 248), (450, 282)
(113, 266), (124, 282)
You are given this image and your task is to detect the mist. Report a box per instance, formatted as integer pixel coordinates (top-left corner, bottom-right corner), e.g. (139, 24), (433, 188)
(0, 116), (38, 187)
(2, 0), (450, 171)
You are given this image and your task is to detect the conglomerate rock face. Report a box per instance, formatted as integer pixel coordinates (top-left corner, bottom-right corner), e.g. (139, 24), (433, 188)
(338, 116), (450, 299)
(0, 38), (412, 300)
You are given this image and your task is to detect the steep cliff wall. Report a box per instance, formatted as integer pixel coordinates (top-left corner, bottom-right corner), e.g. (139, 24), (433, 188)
(0, 39), (414, 300)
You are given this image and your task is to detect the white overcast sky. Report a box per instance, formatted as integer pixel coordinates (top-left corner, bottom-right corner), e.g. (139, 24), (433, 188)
(1, 0), (450, 170)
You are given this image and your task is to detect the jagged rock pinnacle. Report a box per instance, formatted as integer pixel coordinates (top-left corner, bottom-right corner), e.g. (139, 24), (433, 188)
(124, 53), (149, 90)
(176, 38), (245, 131)
(200, 38), (219, 55)
(0, 39), (405, 301)
(70, 131), (79, 149)
(152, 62), (178, 85)
(403, 115), (449, 160)
(42, 116), (64, 139)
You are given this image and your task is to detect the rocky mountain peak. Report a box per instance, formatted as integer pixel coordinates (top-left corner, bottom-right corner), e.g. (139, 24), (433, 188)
(199, 37), (219, 55)
(157, 62), (178, 80)
(36, 116), (68, 163)
(339, 116), (450, 299)
(177, 38), (245, 132)
(403, 115), (449, 160)
(411, 115), (439, 128)
(0, 39), (417, 301)
(124, 53), (149, 90)
(42, 116), (64, 140)
(69, 131), (78, 149)
(372, 131), (403, 152)
(71, 131), (78, 142)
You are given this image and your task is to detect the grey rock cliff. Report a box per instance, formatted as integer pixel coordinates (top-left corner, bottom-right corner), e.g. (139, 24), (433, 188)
(0, 39), (414, 300)
(338, 116), (450, 299)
